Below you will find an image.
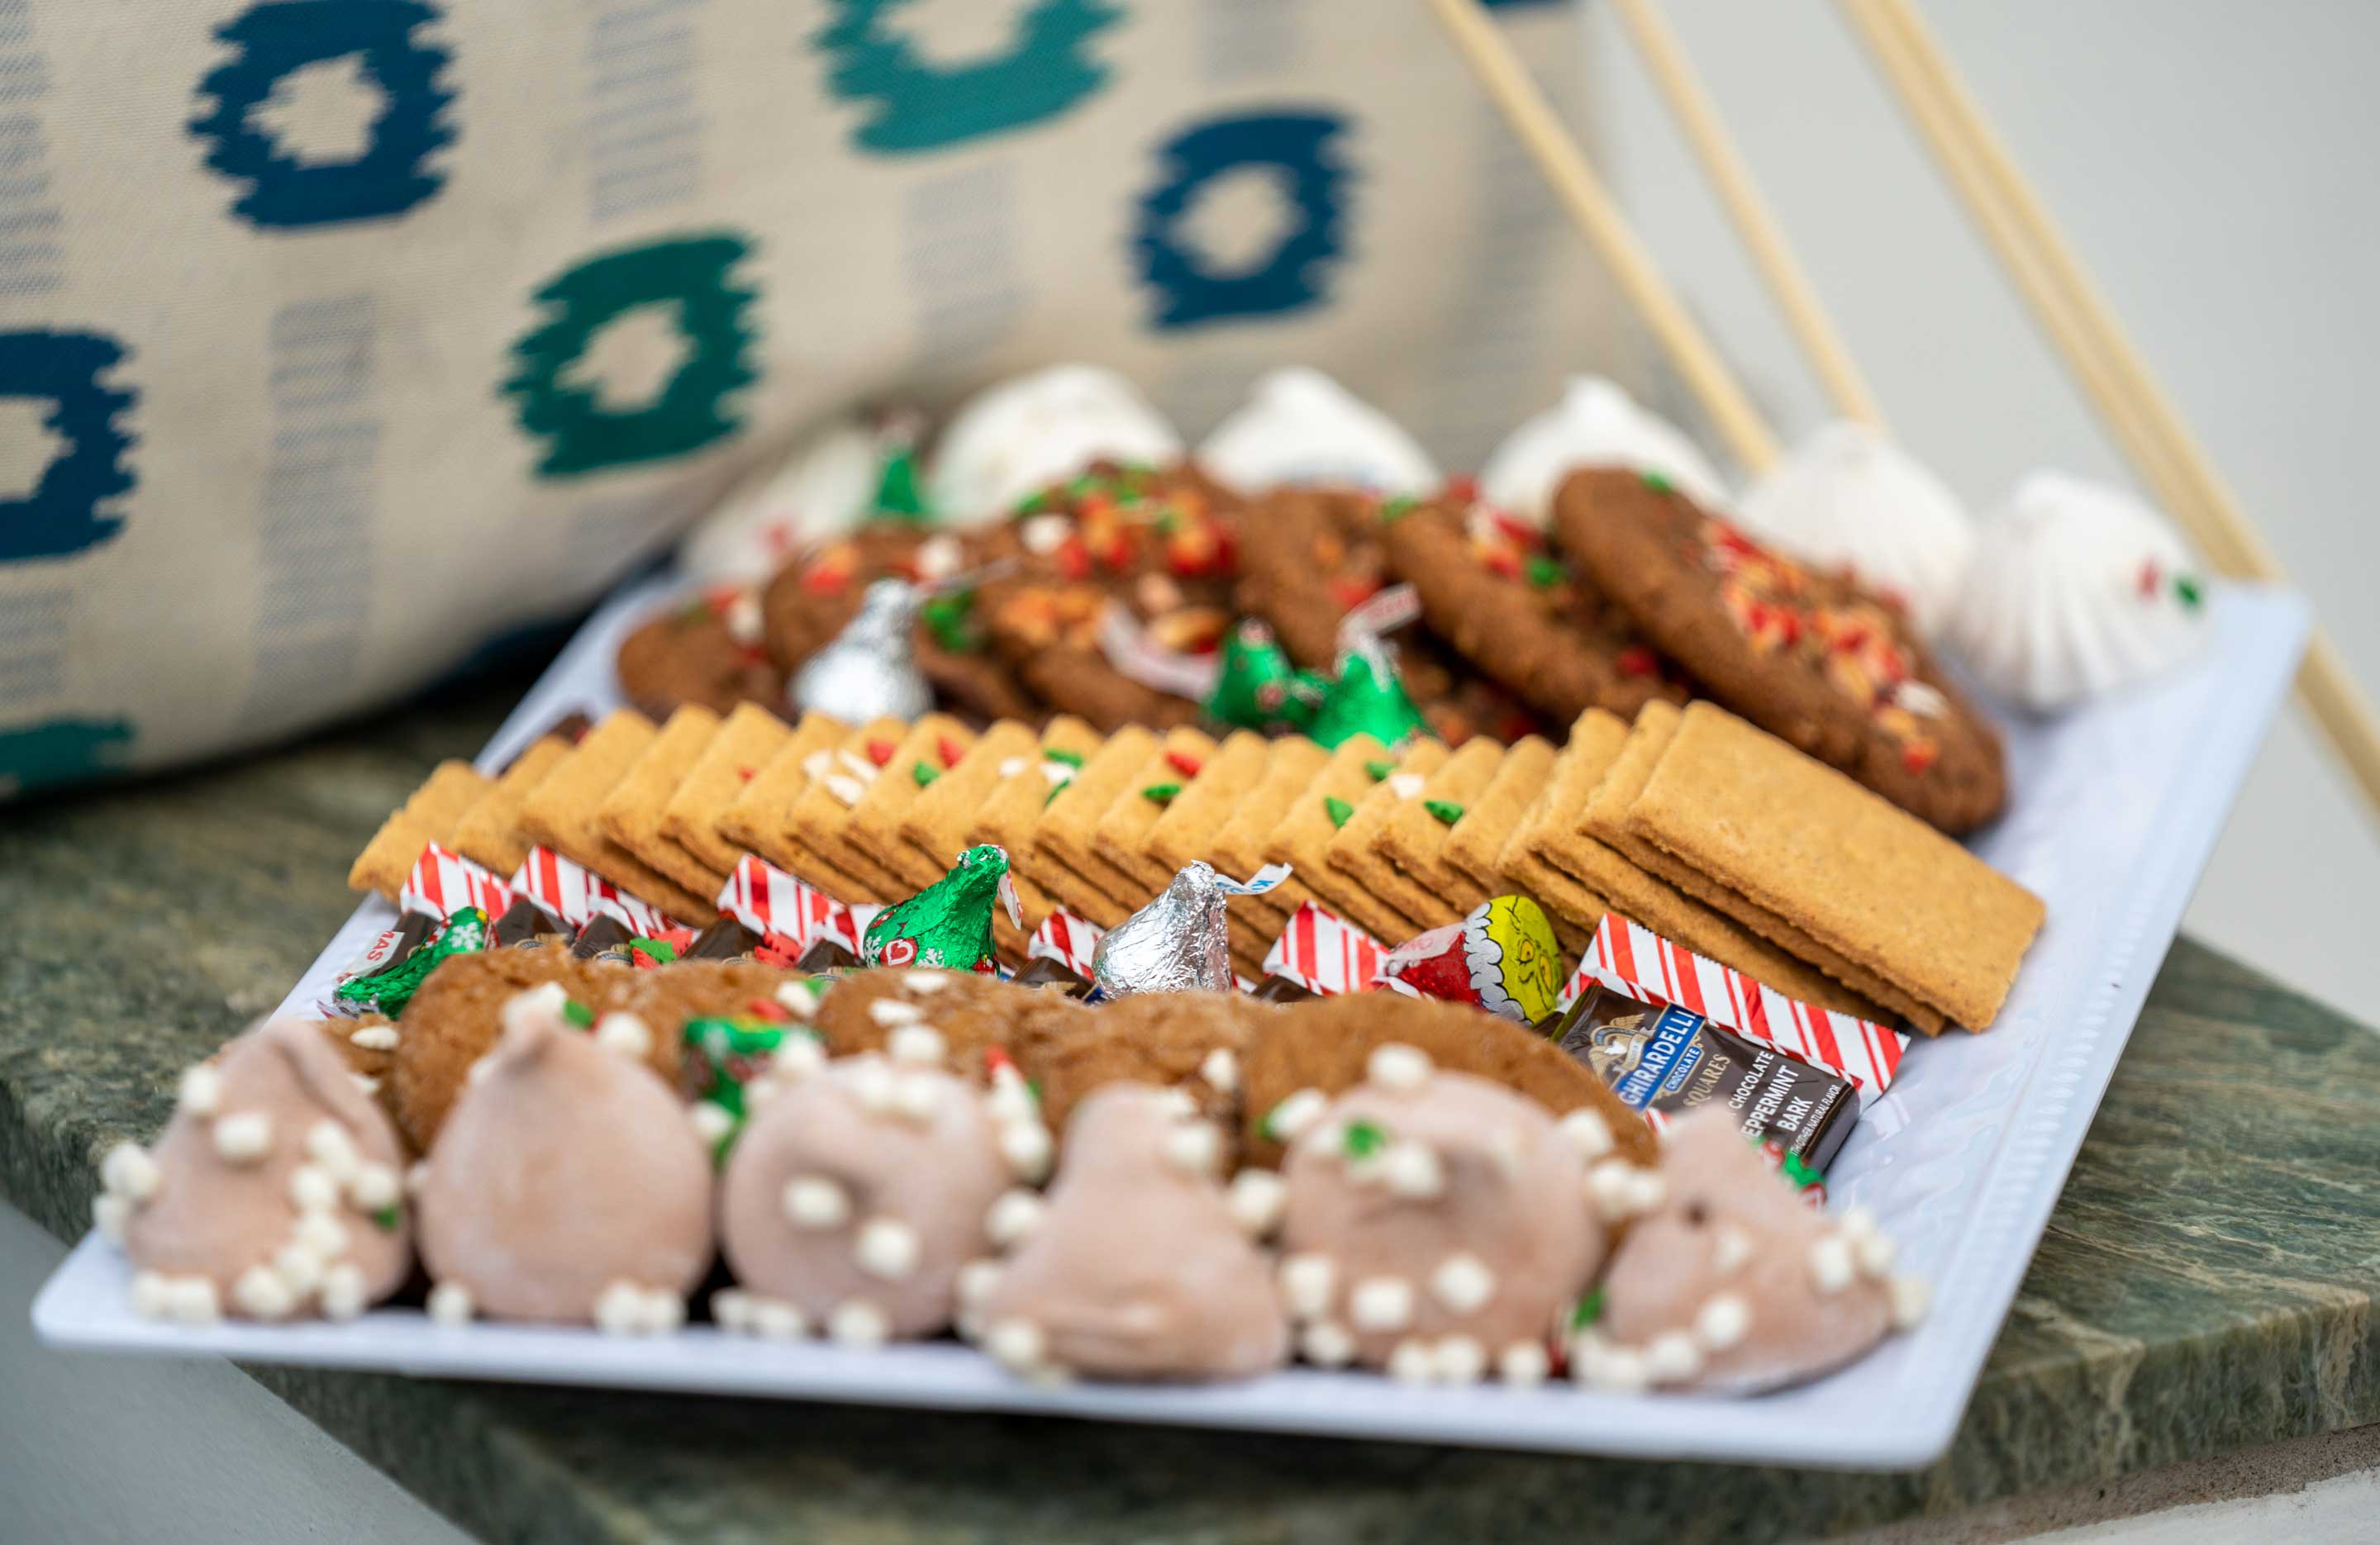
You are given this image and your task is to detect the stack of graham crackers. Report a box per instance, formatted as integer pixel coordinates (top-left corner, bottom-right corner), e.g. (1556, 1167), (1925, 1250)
(1484, 700), (2044, 1032)
(348, 707), (1540, 979)
(351, 696), (2042, 1029)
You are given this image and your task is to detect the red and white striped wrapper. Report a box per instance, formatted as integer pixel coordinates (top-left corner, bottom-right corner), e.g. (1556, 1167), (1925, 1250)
(510, 845), (676, 934)
(1260, 901), (1388, 996)
(715, 854), (866, 956)
(398, 843), (512, 921)
(1027, 910), (1104, 977)
(1561, 915), (1909, 1105)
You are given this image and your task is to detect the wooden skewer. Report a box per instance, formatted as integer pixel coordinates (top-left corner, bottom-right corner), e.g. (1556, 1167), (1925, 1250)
(1424, 0), (1779, 473)
(1610, 0), (1886, 428)
(1838, 0), (2380, 819)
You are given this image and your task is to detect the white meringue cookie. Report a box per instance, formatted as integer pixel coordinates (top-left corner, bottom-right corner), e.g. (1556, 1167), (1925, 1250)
(1736, 421), (1973, 639)
(679, 416), (880, 584)
(1481, 376), (1730, 527)
(1197, 367), (1439, 497)
(928, 364), (1183, 527)
(1946, 471), (2210, 711)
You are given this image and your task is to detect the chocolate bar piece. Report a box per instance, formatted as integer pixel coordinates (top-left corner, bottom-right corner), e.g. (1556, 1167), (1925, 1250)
(570, 914), (634, 960)
(1549, 983), (1858, 1172)
(684, 916), (763, 961)
(491, 896), (565, 948)
(1010, 958), (1094, 998)
(794, 938), (861, 974)
(1249, 976), (1317, 1005)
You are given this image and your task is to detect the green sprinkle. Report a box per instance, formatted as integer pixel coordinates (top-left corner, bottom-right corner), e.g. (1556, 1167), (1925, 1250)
(1067, 472), (1100, 497)
(1640, 470), (1675, 495)
(921, 590), (978, 653)
(1525, 554), (1567, 588)
(912, 759), (940, 787)
(1140, 782), (1182, 805)
(1570, 1288), (1605, 1329)
(1343, 1120), (1389, 1159)
(1013, 489), (1049, 516)
(1423, 799), (1465, 826)
(1379, 495), (1417, 522)
(561, 997), (594, 1029)
(1323, 796), (1354, 829)
(1044, 782), (1064, 807)
(1043, 748), (1085, 768)
(1364, 758), (1394, 782)
(372, 1203), (403, 1234)
(2174, 574), (2204, 610)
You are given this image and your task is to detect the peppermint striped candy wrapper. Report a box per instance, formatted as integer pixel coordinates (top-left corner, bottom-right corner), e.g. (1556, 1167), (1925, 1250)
(400, 842), (513, 921)
(1259, 900), (1388, 996)
(716, 854), (865, 956)
(1027, 910), (1104, 977)
(510, 845), (676, 934)
(1560, 914), (1910, 1105)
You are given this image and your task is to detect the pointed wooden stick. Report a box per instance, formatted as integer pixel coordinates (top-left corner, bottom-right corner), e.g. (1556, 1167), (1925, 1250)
(1424, 0), (1779, 472)
(1611, 0), (1885, 427)
(1839, 0), (2380, 818)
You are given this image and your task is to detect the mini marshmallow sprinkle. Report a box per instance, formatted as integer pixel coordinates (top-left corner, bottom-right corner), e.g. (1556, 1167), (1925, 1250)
(868, 998), (926, 1028)
(1280, 1253), (1336, 1319)
(1199, 1047), (1239, 1092)
(349, 1024), (399, 1052)
(1300, 1320), (1355, 1367)
(1430, 1253), (1496, 1315)
(1163, 1121), (1222, 1177)
(1262, 1088), (1328, 1143)
(1349, 1276), (1415, 1332)
(986, 1190), (1044, 1248)
(854, 1218), (921, 1281)
(212, 1111), (274, 1164)
(593, 1012), (654, 1059)
(177, 1064), (222, 1115)
(1367, 1043), (1431, 1091)
(783, 1175), (851, 1230)
(887, 1024), (947, 1066)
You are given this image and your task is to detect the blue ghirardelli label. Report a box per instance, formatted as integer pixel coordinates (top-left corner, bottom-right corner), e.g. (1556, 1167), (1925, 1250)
(1610, 1004), (1709, 1109)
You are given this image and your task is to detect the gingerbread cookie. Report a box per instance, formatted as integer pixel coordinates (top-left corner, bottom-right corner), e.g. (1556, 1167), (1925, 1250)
(973, 464), (1240, 731)
(1380, 497), (1686, 725)
(760, 521), (1039, 724)
(615, 589), (783, 721)
(1554, 467), (2006, 833)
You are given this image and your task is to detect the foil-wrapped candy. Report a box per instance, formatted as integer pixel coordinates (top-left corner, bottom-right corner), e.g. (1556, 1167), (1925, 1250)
(1090, 862), (1288, 998)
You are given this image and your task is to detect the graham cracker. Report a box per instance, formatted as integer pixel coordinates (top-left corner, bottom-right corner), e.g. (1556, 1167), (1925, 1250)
(517, 711), (714, 922)
(972, 716), (1104, 955)
(601, 704), (727, 902)
(662, 701), (791, 877)
(1146, 730), (1270, 880)
(348, 759), (492, 899)
(1444, 734), (1556, 899)
(905, 721), (1036, 870)
(1626, 701), (2044, 1030)
(783, 719), (916, 903)
(1034, 725), (1159, 907)
(450, 736), (571, 881)
(1209, 737), (1331, 933)
(1093, 725), (1220, 894)
(716, 711), (845, 867)
(849, 714), (977, 892)
(1587, 702), (1947, 1034)
(1375, 734), (1507, 915)
(1526, 710), (1889, 1021)
(1269, 734), (1422, 945)
(1325, 739), (1453, 937)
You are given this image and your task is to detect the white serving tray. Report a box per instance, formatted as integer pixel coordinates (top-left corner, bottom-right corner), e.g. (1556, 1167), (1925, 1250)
(34, 575), (2311, 1471)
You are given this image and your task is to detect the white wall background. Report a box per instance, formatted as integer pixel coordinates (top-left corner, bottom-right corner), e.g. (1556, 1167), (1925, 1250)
(1584, 0), (2380, 1020)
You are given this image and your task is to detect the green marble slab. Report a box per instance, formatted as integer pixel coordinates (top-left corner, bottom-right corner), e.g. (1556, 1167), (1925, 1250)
(4, 679), (2377, 1544)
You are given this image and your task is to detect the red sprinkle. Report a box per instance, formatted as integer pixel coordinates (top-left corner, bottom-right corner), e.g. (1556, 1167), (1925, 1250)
(1901, 741), (1939, 775)
(937, 735), (965, 769)
(984, 1045), (1020, 1081)
(1483, 548), (1523, 582)
(865, 738), (895, 768)
(1443, 474), (1479, 504)
(745, 996), (790, 1023)
(1056, 536), (1092, 582)
(1165, 749), (1204, 779)
(2137, 559), (2161, 598)
(1616, 645), (1658, 677)
(735, 765), (757, 782)
(1327, 575), (1383, 611)
(801, 561), (852, 597)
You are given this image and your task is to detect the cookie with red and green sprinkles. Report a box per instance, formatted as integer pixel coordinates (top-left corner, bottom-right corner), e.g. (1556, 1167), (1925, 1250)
(1553, 466), (2006, 834)
(1377, 492), (1691, 725)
